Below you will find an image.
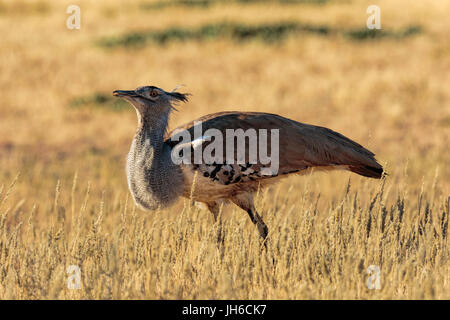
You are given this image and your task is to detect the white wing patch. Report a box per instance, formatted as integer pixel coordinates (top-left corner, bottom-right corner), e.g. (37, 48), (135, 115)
(191, 135), (212, 150)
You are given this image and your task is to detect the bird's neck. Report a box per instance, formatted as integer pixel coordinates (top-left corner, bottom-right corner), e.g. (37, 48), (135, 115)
(126, 110), (184, 211)
(135, 109), (169, 143)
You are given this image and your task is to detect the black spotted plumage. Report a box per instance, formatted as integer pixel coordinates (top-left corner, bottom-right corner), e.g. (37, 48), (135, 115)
(190, 161), (284, 185)
(210, 164), (222, 179)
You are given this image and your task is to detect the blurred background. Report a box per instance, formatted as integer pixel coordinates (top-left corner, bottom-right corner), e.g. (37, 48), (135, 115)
(0, 0), (449, 299)
(1, 0), (448, 201)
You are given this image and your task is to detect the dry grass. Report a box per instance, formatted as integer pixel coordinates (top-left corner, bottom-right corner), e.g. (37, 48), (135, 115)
(0, 0), (449, 299)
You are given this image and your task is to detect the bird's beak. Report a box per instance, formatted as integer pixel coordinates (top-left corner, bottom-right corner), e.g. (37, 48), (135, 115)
(113, 90), (138, 98)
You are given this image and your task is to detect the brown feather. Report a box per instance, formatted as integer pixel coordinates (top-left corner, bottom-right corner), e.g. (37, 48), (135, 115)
(165, 111), (383, 180)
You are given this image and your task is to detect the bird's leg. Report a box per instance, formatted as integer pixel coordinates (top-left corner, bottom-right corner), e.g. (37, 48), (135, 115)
(206, 202), (219, 222)
(206, 201), (224, 245)
(246, 208), (268, 240)
(231, 193), (269, 243)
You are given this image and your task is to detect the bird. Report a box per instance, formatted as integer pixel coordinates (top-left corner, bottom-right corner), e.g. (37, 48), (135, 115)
(113, 85), (384, 242)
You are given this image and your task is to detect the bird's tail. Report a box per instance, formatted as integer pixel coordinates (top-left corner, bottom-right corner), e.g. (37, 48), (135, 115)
(348, 164), (384, 179)
(314, 127), (385, 179)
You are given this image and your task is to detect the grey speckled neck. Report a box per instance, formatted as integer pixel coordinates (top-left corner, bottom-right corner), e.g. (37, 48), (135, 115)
(126, 109), (184, 210)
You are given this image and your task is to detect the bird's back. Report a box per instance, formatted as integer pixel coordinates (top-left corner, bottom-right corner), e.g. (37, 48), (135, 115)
(164, 111), (383, 201)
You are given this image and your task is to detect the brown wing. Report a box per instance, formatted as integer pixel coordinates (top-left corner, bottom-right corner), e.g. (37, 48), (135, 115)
(165, 111), (383, 184)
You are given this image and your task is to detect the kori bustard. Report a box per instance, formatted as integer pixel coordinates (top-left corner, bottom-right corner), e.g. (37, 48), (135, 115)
(113, 85), (383, 241)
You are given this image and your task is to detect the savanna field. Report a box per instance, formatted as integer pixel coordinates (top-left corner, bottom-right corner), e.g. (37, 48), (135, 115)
(0, 0), (449, 299)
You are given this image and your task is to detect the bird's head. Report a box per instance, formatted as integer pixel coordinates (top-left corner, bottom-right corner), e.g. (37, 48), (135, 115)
(113, 86), (189, 121)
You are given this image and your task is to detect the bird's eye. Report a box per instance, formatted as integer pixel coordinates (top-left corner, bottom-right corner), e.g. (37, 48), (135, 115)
(150, 91), (158, 97)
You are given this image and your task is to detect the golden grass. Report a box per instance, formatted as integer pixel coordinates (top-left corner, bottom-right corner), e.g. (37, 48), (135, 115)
(0, 0), (449, 299)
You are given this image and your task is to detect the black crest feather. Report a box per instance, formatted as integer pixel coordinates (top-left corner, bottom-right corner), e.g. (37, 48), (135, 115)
(168, 91), (189, 103)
